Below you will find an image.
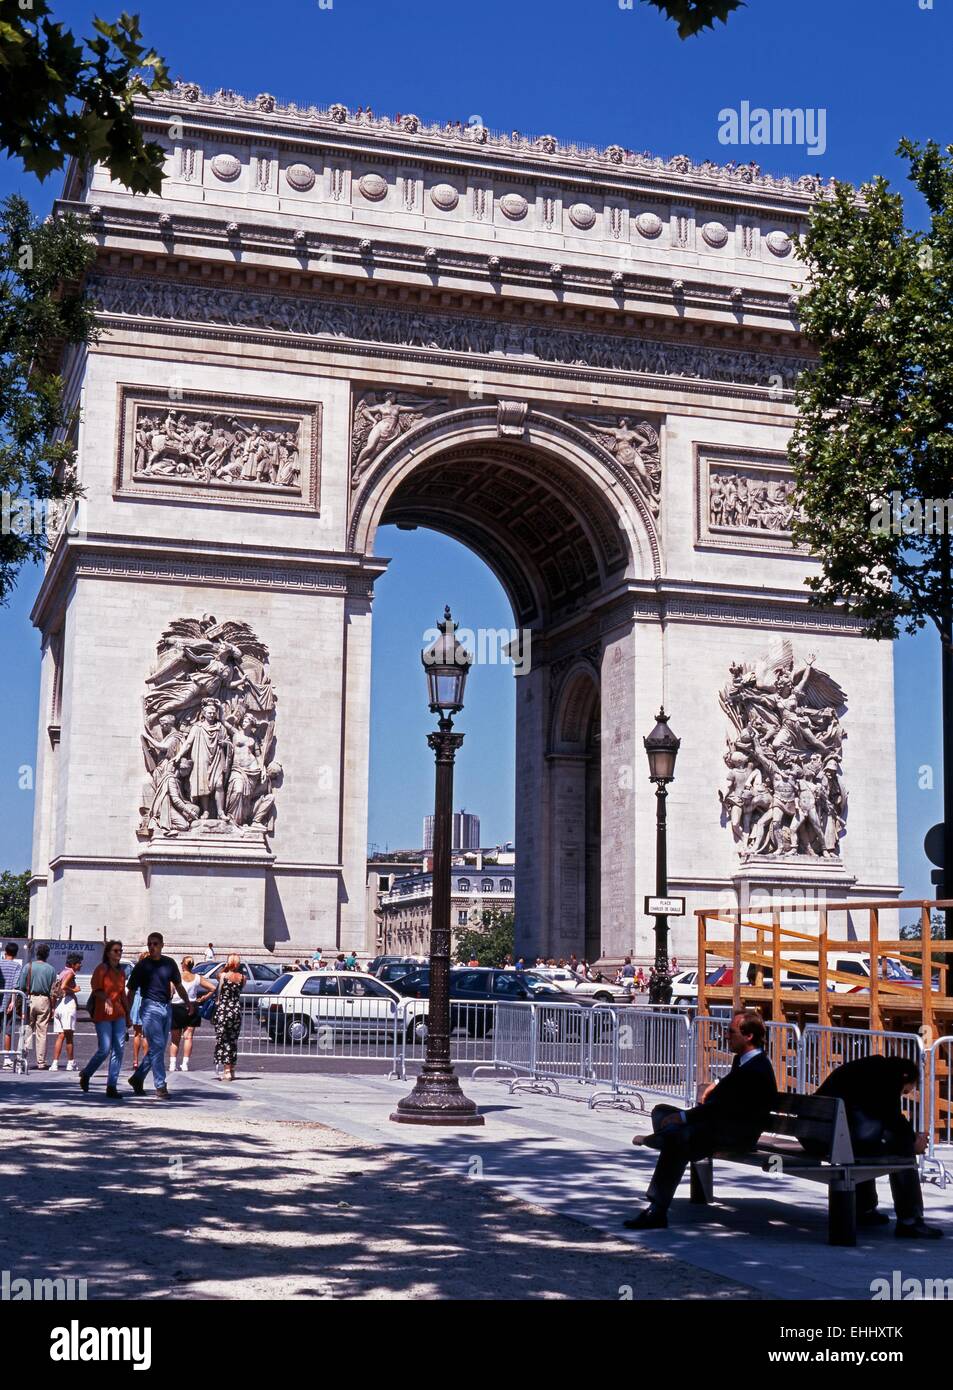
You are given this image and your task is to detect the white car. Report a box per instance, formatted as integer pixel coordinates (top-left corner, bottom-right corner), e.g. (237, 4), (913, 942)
(256, 969), (428, 1044)
(670, 968), (699, 1004)
(528, 967), (632, 1004)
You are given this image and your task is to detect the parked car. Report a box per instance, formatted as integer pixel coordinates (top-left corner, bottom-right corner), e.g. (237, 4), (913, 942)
(367, 955), (425, 976)
(670, 968), (699, 1005)
(374, 960), (426, 985)
(529, 966), (632, 1004)
(389, 965), (606, 1041)
(195, 959), (285, 997)
(256, 970), (428, 1044)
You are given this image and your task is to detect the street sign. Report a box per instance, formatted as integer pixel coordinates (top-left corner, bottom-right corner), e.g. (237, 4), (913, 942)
(645, 895), (685, 917)
(925, 823), (945, 869)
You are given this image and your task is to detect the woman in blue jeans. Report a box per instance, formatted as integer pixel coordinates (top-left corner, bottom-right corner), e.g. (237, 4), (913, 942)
(79, 940), (129, 1099)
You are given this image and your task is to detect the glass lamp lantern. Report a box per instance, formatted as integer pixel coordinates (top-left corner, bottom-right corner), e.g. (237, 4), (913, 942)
(422, 606), (472, 716)
(643, 708), (680, 784)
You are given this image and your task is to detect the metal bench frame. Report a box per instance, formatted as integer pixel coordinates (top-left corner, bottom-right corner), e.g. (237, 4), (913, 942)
(688, 1092), (917, 1246)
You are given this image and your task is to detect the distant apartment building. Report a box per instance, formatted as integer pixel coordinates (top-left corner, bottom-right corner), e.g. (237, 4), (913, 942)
(379, 859), (515, 957)
(423, 810), (481, 853)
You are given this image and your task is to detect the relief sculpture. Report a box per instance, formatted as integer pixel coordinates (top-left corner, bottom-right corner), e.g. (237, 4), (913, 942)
(138, 615), (281, 841)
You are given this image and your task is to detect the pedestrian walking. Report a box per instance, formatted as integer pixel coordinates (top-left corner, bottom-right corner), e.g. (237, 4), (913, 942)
(2, 942), (23, 1068)
(345, 950), (358, 971)
(169, 957), (215, 1073)
(22, 943), (56, 1069)
(128, 950), (150, 1072)
(50, 952), (83, 1071)
(204, 943), (215, 961)
(213, 954), (245, 1082)
(126, 933), (193, 1100)
(79, 940), (129, 1099)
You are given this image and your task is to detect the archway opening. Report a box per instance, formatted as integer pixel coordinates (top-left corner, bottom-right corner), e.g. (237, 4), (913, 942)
(362, 430), (641, 962)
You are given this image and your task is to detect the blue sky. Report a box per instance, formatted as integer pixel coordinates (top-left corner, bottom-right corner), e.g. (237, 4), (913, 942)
(0, 0), (948, 892)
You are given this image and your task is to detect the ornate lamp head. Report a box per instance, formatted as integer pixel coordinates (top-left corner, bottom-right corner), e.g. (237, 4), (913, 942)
(422, 606), (472, 717)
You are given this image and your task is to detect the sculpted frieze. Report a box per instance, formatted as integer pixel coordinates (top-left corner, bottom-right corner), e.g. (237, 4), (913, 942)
(115, 386), (320, 512)
(91, 275), (811, 392)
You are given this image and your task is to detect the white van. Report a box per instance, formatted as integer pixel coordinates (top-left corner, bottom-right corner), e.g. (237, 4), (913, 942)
(727, 953), (919, 994)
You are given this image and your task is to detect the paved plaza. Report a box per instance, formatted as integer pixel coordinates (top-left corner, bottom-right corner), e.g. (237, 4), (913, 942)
(3, 1070), (950, 1301)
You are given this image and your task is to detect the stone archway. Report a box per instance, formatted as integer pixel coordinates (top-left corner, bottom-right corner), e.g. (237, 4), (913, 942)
(348, 406), (656, 959)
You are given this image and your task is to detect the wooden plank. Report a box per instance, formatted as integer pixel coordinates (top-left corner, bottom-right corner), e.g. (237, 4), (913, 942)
(772, 908), (782, 1026)
(818, 905), (829, 1027)
(869, 905), (882, 1032)
(732, 906), (742, 1015)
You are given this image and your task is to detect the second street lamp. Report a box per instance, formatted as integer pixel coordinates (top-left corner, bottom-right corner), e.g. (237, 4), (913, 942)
(643, 708), (681, 1006)
(391, 607), (484, 1126)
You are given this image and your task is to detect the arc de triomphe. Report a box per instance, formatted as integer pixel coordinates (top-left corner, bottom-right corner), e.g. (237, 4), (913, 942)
(28, 86), (901, 959)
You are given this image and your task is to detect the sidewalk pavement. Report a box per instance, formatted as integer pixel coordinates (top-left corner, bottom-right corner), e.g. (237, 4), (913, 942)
(3, 1069), (951, 1300)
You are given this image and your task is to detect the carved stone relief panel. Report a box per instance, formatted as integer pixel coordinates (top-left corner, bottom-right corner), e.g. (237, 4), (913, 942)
(138, 615), (281, 843)
(114, 386), (321, 513)
(696, 446), (804, 554)
(719, 639), (847, 861)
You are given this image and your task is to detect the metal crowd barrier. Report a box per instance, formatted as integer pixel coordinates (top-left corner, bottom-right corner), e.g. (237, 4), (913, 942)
(798, 1023), (924, 1128)
(693, 1015), (801, 1095)
(400, 999), (497, 1076)
(238, 989), (405, 1070)
(588, 1006), (692, 1110)
(230, 992), (953, 1175)
(0, 990), (29, 1073)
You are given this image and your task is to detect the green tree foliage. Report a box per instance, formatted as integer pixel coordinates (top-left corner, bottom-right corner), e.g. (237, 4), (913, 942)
(641, 0), (745, 38)
(0, 194), (96, 602)
(454, 910), (515, 968)
(0, 869), (29, 936)
(790, 141), (953, 643)
(0, 1), (170, 192)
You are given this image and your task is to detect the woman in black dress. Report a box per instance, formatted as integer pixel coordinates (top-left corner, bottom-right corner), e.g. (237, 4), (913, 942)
(213, 954), (245, 1082)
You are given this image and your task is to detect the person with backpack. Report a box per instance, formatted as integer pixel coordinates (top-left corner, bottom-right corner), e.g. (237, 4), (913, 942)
(49, 952), (83, 1071)
(22, 944), (56, 1069)
(79, 940), (129, 1099)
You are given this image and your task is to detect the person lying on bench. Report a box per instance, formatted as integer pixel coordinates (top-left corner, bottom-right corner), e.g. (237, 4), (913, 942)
(803, 1055), (942, 1241)
(625, 1009), (777, 1231)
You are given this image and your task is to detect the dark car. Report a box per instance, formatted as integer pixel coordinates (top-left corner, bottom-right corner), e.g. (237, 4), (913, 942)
(393, 966), (597, 1041)
(375, 960), (425, 985)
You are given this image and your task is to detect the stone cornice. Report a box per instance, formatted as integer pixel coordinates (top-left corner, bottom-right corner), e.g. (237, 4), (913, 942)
(65, 203), (807, 332)
(127, 85), (835, 214)
(30, 534), (386, 632)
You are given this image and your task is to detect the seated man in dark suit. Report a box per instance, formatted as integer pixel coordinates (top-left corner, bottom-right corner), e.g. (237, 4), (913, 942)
(805, 1055), (941, 1240)
(625, 1009), (777, 1231)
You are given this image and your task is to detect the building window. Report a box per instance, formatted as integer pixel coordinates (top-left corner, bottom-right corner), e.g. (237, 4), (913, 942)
(481, 879), (493, 892)
(458, 879), (470, 892)
(500, 878), (512, 892)
(457, 911), (469, 925)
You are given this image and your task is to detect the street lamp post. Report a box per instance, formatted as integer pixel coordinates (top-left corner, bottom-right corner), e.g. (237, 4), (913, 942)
(643, 708), (680, 1006)
(392, 607), (485, 1126)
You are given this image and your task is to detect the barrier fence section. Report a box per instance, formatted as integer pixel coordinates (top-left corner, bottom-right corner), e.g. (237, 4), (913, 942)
(691, 1015), (801, 1097)
(230, 993), (952, 1162)
(798, 1023), (925, 1131)
(588, 1006), (692, 1109)
(925, 1036), (953, 1159)
(0, 990), (28, 1072)
(399, 999), (498, 1077)
(238, 990), (403, 1071)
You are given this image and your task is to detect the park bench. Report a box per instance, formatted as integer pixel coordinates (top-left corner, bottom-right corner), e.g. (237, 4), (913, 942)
(688, 1092), (917, 1246)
